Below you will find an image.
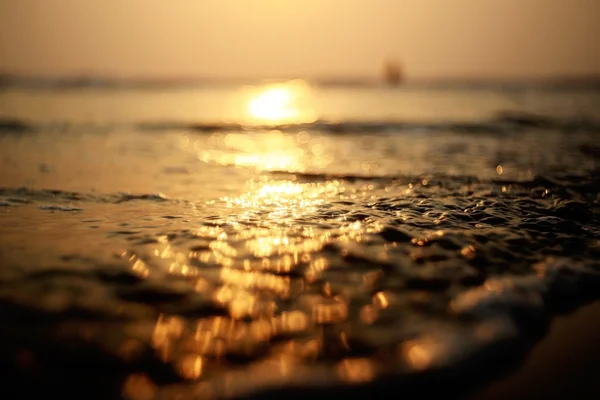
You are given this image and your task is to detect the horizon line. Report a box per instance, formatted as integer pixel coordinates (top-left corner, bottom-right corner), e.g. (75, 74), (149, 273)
(1, 71), (600, 87)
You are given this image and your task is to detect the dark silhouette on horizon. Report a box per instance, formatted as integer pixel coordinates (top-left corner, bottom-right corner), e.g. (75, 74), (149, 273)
(383, 60), (404, 86)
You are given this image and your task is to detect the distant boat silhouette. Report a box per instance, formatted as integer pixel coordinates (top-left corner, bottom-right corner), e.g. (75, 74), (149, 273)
(384, 61), (403, 86)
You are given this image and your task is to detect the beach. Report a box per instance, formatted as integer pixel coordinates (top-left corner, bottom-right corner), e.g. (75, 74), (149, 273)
(1, 80), (599, 398)
(471, 301), (600, 399)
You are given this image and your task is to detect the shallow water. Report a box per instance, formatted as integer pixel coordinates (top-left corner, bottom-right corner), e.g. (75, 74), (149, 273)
(1, 82), (600, 399)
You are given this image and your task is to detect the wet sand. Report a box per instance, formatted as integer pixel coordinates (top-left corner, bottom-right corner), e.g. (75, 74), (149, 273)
(471, 301), (600, 399)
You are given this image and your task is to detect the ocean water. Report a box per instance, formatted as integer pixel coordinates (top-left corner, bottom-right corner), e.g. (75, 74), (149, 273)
(1, 81), (599, 399)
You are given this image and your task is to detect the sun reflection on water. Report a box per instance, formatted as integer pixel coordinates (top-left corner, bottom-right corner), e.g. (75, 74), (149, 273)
(194, 81), (332, 173)
(199, 130), (310, 172)
(248, 87), (295, 122)
(118, 165), (400, 397)
(245, 80), (317, 125)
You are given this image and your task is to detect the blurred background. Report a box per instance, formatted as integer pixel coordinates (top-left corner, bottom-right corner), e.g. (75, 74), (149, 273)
(1, 0), (598, 81)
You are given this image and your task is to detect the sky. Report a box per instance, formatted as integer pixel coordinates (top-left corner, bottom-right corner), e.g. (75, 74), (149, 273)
(0, 0), (598, 80)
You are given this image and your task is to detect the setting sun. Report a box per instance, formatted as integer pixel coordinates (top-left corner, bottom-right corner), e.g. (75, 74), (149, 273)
(244, 80), (317, 125)
(248, 87), (295, 121)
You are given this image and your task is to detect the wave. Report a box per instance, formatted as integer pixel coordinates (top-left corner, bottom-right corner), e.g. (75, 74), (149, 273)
(0, 118), (35, 133)
(2, 112), (600, 136)
(3, 165), (599, 206)
(0, 187), (174, 206)
(1, 172), (600, 399)
(139, 113), (600, 134)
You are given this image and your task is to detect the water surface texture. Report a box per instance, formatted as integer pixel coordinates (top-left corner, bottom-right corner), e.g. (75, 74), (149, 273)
(1, 81), (600, 399)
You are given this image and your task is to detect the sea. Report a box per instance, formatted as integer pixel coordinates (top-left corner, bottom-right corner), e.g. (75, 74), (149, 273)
(0, 79), (599, 399)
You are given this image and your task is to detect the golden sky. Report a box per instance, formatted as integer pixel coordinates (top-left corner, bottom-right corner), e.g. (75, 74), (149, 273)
(0, 0), (598, 79)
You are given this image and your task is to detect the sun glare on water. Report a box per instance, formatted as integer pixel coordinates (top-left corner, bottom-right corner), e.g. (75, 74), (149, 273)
(245, 80), (317, 125)
(197, 80), (326, 172)
(248, 87), (294, 121)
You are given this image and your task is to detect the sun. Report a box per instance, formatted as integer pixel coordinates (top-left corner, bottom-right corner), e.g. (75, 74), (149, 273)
(248, 87), (296, 122)
(244, 80), (317, 125)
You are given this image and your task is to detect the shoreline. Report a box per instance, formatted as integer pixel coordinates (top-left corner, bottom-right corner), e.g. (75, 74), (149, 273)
(469, 300), (600, 399)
